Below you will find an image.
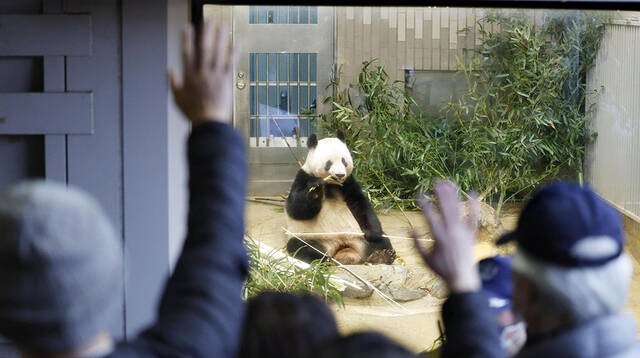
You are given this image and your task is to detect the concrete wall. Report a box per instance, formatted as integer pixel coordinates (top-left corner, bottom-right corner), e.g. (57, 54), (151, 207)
(586, 22), (640, 218)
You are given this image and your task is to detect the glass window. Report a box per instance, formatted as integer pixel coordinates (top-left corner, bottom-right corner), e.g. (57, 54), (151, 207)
(268, 85), (277, 115)
(257, 85), (267, 115)
(289, 6), (299, 24)
(257, 6), (266, 24)
(299, 118), (309, 137)
(309, 85), (316, 114)
(299, 53), (308, 82)
(278, 86), (288, 115)
(278, 53), (288, 82)
(249, 6), (318, 25)
(309, 53), (317, 82)
(289, 84), (298, 115)
(258, 117), (268, 137)
(299, 6), (309, 24)
(250, 85), (256, 116)
(249, 53), (255, 82)
(299, 85), (308, 114)
(206, 4), (640, 347)
(278, 6), (288, 24)
(289, 53), (298, 82)
(268, 53), (277, 82)
(267, 6), (276, 23)
(271, 118), (297, 137)
(249, 6), (257, 24)
(249, 117), (256, 137)
(310, 7), (318, 24)
(257, 53), (266, 82)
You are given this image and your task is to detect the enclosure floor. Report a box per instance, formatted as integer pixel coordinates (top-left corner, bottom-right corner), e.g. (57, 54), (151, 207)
(245, 199), (640, 352)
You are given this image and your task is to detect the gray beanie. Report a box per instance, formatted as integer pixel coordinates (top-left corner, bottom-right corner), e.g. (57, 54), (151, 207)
(0, 180), (122, 352)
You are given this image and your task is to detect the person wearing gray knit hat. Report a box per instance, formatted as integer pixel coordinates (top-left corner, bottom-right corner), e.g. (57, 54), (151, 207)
(0, 180), (122, 354)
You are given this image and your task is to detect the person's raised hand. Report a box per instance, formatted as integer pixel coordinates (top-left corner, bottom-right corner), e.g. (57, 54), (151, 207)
(413, 181), (481, 293)
(169, 19), (240, 125)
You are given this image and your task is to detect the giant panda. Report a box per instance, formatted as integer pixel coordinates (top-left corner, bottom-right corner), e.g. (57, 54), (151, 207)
(285, 132), (396, 265)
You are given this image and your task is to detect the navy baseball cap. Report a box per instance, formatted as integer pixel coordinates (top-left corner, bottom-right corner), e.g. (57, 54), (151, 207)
(479, 256), (513, 313)
(497, 181), (624, 268)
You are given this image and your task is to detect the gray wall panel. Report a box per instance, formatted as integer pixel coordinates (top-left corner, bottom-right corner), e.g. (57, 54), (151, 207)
(0, 0), (179, 343)
(0, 57), (43, 92)
(122, 0), (170, 337)
(0, 0), (45, 192)
(0, 93), (93, 134)
(65, 0), (125, 339)
(0, 135), (45, 190)
(0, 15), (91, 56)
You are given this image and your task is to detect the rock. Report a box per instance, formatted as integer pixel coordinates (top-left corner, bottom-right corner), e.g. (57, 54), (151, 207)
(425, 276), (448, 299)
(339, 278), (374, 299)
(332, 264), (431, 302)
(388, 287), (427, 302)
(459, 200), (505, 240)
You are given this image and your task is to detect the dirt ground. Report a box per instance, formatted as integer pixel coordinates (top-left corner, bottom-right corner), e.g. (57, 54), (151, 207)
(245, 199), (640, 353)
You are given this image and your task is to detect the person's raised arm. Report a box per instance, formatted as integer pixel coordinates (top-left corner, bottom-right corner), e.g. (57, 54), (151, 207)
(114, 20), (247, 358)
(413, 181), (506, 358)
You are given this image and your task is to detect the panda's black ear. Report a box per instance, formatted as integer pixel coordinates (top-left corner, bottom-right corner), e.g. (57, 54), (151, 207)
(308, 134), (318, 149)
(337, 130), (345, 142)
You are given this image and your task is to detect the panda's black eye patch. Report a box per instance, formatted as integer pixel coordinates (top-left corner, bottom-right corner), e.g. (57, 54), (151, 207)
(324, 160), (332, 171)
(342, 158), (348, 166)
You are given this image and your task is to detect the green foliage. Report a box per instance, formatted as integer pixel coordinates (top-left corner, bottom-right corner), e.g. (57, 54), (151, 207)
(319, 62), (439, 209)
(319, 12), (606, 212)
(243, 237), (344, 307)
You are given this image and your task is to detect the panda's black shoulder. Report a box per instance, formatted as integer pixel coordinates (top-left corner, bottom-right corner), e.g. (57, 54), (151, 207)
(339, 175), (363, 196)
(293, 168), (316, 186)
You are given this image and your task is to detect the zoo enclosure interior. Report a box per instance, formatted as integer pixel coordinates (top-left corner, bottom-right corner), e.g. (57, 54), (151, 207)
(198, 4), (640, 352)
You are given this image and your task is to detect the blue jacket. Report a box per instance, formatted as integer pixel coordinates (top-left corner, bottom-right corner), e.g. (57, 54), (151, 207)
(441, 292), (640, 358)
(109, 122), (248, 357)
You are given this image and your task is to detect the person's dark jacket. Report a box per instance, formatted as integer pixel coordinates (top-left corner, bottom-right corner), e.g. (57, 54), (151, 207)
(108, 121), (248, 357)
(440, 292), (506, 358)
(441, 291), (640, 358)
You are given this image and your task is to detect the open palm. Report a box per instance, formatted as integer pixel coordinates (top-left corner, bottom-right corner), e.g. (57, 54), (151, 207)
(413, 181), (481, 293)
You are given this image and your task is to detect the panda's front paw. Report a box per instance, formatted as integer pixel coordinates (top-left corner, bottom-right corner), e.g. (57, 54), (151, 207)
(307, 180), (325, 200)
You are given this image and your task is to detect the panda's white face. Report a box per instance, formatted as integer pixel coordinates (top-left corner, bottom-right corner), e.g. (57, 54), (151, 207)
(302, 137), (353, 185)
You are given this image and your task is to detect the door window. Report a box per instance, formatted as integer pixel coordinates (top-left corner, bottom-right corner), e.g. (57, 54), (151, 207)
(249, 52), (318, 147)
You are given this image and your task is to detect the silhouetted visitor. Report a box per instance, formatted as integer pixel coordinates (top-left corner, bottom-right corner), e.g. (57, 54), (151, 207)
(315, 332), (418, 358)
(413, 180), (640, 358)
(238, 291), (339, 358)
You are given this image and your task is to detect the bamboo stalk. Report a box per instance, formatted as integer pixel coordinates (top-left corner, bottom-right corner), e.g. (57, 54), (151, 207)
(246, 198), (284, 207)
(285, 231), (433, 241)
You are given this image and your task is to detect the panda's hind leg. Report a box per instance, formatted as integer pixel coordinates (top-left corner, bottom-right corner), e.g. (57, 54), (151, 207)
(364, 237), (396, 264)
(287, 237), (330, 263)
(334, 247), (362, 265)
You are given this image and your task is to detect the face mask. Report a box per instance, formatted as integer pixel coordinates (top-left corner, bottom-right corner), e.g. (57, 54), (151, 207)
(500, 321), (527, 357)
